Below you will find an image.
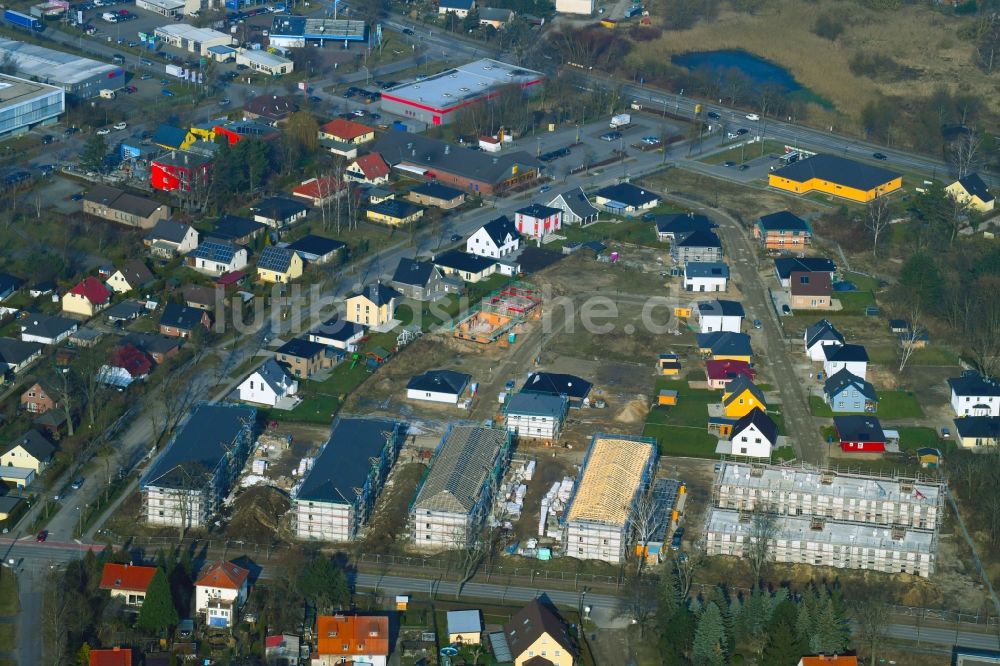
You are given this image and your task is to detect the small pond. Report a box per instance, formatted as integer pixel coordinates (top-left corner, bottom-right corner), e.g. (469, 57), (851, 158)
(671, 49), (802, 93)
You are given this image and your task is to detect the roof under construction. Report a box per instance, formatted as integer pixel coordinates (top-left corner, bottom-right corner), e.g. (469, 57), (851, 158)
(412, 425), (510, 515)
(564, 433), (656, 527)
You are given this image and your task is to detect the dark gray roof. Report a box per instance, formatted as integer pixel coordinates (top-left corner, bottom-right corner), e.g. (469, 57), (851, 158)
(122, 332), (181, 355)
(481, 215), (519, 247)
(410, 181), (465, 201)
(804, 319), (844, 348)
(503, 599), (575, 661)
(252, 197), (308, 221)
(957, 173), (994, 203)
(413, 425), (509, 514)
(117, 260), (155, 288)
(824, 368), (877, 401)
(676, 229), (722, 249)
(21, 313), (77, 339)
(353, 282), (400, 307)
(146, 219), (194, 244)
(368, 199), (423, 220)
(772, 154), (901, 192)
(434, 250), (496, 274)
(834, 415), (885, 443)
(309, 317), (365, 342)
(506, 392), (568, 418)
(254, 358), (295, 394)
(142, 404), (256, 489)
(517, 203), (562, 219)
(440, 0), (474, 8)
(722, 375), (765, 407)
(104, 299), (145, 322)
(0, 337), (41, 366)
(522, 372), (591, 400)
(685, 262), (729, 279)
(277, 337), (327, 358)
(549, 186), (598, 220)
(87, 185), (164, 219)
(655, 213), (716, 236)
(297, 416), (406, 504)
(757, 211), (810, 232)
(213, 214), (266, 241)
(948, 372), (1000, 398)
(823, 343), (868, 363)
(3, 428), (54, 462)
(392, 257), (437, 287)
(373, 132), (541, 186)
(594, 183), (659, 207)
(257, 246), (295, 273)
(286, 234), (345, 259)
(407, 369), (471, 395)
(478, 6), (512, 19)
(774, 256), (837, 280)
(160, 303), (205, 331)
(732, 408), (778, 444)
(953, 416), (1000, 439)
(697, 299), (745, 318)
(152, 124), (188, 149)
(697, 332), (753, 356)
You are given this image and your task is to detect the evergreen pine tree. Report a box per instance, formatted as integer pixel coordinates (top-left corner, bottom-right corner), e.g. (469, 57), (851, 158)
(138, 568), (179, 633)
(814, 595), (845, 655)
(761, 600), (805, 666)
(720, 595), (738, 654)
(659, 607), (696, 665)
(794, 598), (813, 649)
(658, 568), (681, 621)
(688, 596), (703, 615)
(692, 601), (727, 666)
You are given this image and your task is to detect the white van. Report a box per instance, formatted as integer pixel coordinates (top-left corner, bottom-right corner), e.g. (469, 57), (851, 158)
(99, 89), (116, 99)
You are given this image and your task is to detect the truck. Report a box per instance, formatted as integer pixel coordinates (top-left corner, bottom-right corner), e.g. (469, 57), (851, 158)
(165, 64), (186, 78)
(610, 113), (631, 128)
(101, 11), (118, 21)
(99, 89), (116, 99)
(4, 10), (44, 31)
(625, 5), (642, 17)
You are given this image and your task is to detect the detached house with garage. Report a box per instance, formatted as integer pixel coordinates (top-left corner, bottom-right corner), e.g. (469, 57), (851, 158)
(716, 408), (778, 459)
(823, 344), (869, 380)
(62, 277), (112, 317)
(318, 117), (375, 158)
(594, 183), (659, 215)
(160, 303), (211, 338)
(252, 197), (308, 229)
(145, 220), (199, 258)
(789, 271), (832, 310)
(803, 319), (844, 361)
(307, 317), (366, 351)
(774, 256), (836, 289)
(256, 246), (303, 284)
(406, 369), (471, 404)
(696, 299), (744, 333)
(1, 429), (54, 474)
(498, 598), (576, 666)
(434, 250), (498, 283)
(948, 372), (1000, 417)
(468, 215), (520, 258)
(505, 392), (569, 440)
(438, 0), (475, 16)
(195, 560), (250, 629)
(547, 186), (599, 226)
(238, 358), (299, 408)
(655, 213), (716, 242)
(20, 379), (59, 414)
(20, 313), (78, 345)
(834, 415), (886, 453)
(391, 258), (454, 301)
(0, 338), (41, 376)
(755, 211), (812, 249)
(515, 204), (562, 240)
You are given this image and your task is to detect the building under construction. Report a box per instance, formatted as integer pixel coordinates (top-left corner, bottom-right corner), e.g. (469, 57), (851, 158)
(453, 282), (542, 344)
(704, 462), (944, 577)
(561, 433), (657, 564)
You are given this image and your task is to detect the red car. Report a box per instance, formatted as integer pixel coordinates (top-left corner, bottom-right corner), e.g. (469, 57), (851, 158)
(124, 85), (137, 93)
(35, 530), (47, 542)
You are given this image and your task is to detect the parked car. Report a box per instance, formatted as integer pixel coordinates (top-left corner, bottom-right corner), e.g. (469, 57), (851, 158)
(781, 304), (791, 315)
(113, 121), (127, 130)
(402, 27), (414, 34)
(161, 88), (175, 96)
(753, 319), (762, 329)
(450, 234), (462, 242)
(139, 73), (152, 80)
(218, 97), (231, 106)
(539, 184), (551, 193)
(724, 160), (735, 167)
(641, 135), (658, 144)
(96, 128), (110, 135)
(41, 134), (53, 144)
(735, 128), (749, 136)
(600, 131), (622, 141)
(71, 478), (84, 490)
(36, 530), (47, 542)
(941, 427), (951, 439)
(70, 192), (84, 201)
(746, 113), (760, 121)
(707, 110), (720, 119)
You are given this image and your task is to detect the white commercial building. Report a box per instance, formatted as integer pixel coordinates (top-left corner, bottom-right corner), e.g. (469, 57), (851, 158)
(0, 73), (63, 138)
(294, 417), (405, 542)
(555, 0), (594, 14)
(0, 38), (123, 99)
(562, 433), (657, 564)
(136, 0), (185, 16)
(235, 49), (294, 76)
(410, 425), (511, 548)
(154, 24), (233, 56)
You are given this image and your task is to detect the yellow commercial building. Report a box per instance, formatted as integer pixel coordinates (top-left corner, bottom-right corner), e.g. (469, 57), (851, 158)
(769, 154), (902, 203)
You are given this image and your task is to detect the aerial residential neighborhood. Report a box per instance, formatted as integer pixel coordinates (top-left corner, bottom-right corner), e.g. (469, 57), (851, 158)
(0, 0), (994, 663)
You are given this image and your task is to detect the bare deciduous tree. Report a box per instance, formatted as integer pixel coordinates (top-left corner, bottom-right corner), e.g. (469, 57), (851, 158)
(866, 195), (891, 257)
(673, 547), (703, 601)
(897, 308), (926, 373)
(951, 131), (983, 179)
(630, 485), (665, 573)
(852, 585), (890, 666)
(746, 505), (778, 583)
(618, 572), (658, 637)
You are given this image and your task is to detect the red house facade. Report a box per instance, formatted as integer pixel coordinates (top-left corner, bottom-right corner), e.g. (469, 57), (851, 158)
(834, 415), (886, 453)
(151, 152), (212, 192)
(514, 203), (562, 240)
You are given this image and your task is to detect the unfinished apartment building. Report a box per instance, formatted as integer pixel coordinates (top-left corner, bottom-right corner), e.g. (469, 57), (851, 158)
(562, 433), (657, 564)
(704, 462), (943, 577)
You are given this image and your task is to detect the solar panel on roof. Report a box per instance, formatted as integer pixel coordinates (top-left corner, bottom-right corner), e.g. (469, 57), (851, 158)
(257, 247), (292, 272)
(195, 240), (236, 263)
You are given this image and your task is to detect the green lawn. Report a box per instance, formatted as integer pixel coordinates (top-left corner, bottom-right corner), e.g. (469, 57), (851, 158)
(701, 140), (788, 165)
(643, 377), (719, 457)
(834, 291), (877, 315)
(772, 446), (796, 462)
(866, 345), (959, 366)
(550, 219), (670, 249)
(896, 426), (947, 452)
(809, 391), (923, 419)
(840, 271), (880, 293)
(0, 624), (14, 652)
(0, 573), (18, 616)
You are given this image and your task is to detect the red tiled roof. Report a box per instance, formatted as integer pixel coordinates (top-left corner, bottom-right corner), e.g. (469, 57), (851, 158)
(799, 658), (858, 666)
(293, 176), (344, 200)
(264, 635), (284, 649)
(705, 359), (756, 381)
(316, 615), (390, 657)
(196, 560), (250, 590)
(216, 270), (247, 286)
(320, 118), (374, 141)
(111, 344), (153, 378)
(99, 563), (157, 593)
(90, 647), (133, 666)
(352, 153), (389, 180)
(70, 277), (111, 305)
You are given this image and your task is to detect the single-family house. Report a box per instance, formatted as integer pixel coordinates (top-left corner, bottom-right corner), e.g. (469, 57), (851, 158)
(314, 615), (390, 666)
(834, 415), (886, 453)
(824, 369), (877, 413)
(252, 197), (308, 229)
(391, 258), (454, 301)
(505, 391), (569, 440)
(406, 369), (471, 404)
(448, 609), (483, 645)
(20, 379), (59, 414)
(684, 262), (729, 292)
(212, 215), (267, 245)
(307, 317), (366, 351)
(696, 299), (745, 333)
(547, 186), (599, 226)
(697, 332), (753, 362)
(275, 337), (340, 378)
(671, 229), (723, 265)
(106, 260), (155, 294)
(438, 0), (475, 16)
(721, 375), (766, 418)
(717, 408), (778, 458)
(243, 93), (297, 125)
(946, 173), (995, 213)
(478, 6), (513, 27)
(0, 273), (21, 302)
(159, 303), (211, 338)
(948, 372), (1000, 417)
(98, 344), (153, 388)
(434, 250), (498, 282)
(83, 184), (171, 230)
(655, 213), (716, 242)
(467, 215), (520, 258)
(515, 203), (563, 240)
(20, 313), (78, 344)
(144, 220), (200, 258)
(822, 344), (869, 380)
(0, 429), (54, 473)
(195, 560), (250, 629)
(346, 153), (391, 185)
(521, 372), (592, 408)
(500, 598), (576, 666)
(99, 563), (158, 607)
(285, 235), (346, 265)
(704, 359), (755, 390)
(318, 117), (375, 157)
(188, 238), (249, 276)
(122, 333), (181, 364)
(953, 416), (1000, 448)
(292, 176), (344, 208)
(774, 257), (836, 288)
(62, 277), (112, 317)
(789, 271), (832, 309)
(256, 246), (304, 284)
(344, 283), (401, 327)
(367, 199), (424, 227)
(593, 183), (659, 215)
(88, 647), (133, 666)
(803, 319), (844, 361)
(0, 338), (42, 376)
(365, 186), (394, 205)
(755, 211), (812, 249)
(408, 182), (466, 209)
(238, 358), (299, 407)
(180, 284), (216, 311)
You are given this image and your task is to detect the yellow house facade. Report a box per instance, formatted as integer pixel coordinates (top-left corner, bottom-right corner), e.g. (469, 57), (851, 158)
(768, 154), (902, 203)
(1, 432), (54, 474)
(344, 283), (400, 327)
(257, 249), (303, 284)
(721, 378), (767, 419)
(366, 200), (424, 227)
(946, 173), (995, 212)
(514, 632), (573, 666)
